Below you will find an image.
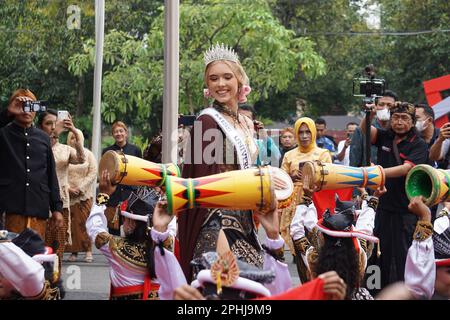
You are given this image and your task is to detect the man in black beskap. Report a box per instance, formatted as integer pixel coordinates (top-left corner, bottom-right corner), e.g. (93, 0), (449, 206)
(0, 89), (63, 240)
(102, 121), (142, 235)
(361, 101), (428, 289)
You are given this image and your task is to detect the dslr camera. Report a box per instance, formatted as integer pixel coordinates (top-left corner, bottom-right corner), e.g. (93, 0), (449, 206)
(23, 100), (47, 113)
(352, 64), (385, 104)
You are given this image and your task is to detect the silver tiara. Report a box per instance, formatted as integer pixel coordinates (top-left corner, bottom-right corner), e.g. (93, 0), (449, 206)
(204, 43), (239, 66)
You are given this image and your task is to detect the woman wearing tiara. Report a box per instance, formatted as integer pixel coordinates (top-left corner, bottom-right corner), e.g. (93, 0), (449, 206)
(178, 44), (289, 290)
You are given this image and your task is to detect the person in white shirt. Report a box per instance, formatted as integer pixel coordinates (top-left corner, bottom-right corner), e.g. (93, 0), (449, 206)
(335, 122), (358, 166)
(404, 197), (450, 299)
(86, 170), (184, 300)
(0, 228), (62, 300)
(290, 185), (386, 299)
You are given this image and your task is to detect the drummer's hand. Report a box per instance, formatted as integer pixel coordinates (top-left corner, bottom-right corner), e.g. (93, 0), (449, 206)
(373, 185), (387, 198)
(273, 175), (288, 190)
(291, 170), (302, 183)
(152, 200), (173, 233)
(408, 196), (431, 222)
(99, 170), (116, 196)
(255, 200), (280, 240)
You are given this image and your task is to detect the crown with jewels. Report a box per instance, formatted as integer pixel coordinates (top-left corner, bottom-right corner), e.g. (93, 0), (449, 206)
(203, 43), (239, 66)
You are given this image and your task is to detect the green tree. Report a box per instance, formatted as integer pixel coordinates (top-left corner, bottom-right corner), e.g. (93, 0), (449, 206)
(264, 0), (449, 123)
(376, 0), (449, 102)
(68, 0), (326, 138)
(0, 0), (164, 143)
(261, 0), (376, 121)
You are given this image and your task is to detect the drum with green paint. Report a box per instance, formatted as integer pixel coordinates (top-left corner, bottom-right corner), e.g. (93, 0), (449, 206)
(405, 164), (450, 206)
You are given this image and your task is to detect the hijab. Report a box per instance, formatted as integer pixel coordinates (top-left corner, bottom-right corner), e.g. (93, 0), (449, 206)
(294, 117), (317, 153)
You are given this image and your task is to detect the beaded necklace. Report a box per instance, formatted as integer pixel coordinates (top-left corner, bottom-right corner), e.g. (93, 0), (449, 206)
(212, 102), (254, 151)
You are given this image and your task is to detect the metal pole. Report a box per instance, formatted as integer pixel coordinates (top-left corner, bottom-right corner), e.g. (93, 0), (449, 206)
(91, 0), (105, 162)
(162, 0), (179, 164)
(365, 110), (371, 166)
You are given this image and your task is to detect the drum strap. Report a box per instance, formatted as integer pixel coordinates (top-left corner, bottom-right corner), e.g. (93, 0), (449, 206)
(117, 151), (128, 184)
(318, 161), (326, 190)
(200, 108), (251, 169)
(258, 167), (264, 210)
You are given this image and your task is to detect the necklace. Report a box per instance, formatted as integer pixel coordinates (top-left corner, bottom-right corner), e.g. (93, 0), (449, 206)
(212, 102), (239, 122)
(212, 102), (255, 154)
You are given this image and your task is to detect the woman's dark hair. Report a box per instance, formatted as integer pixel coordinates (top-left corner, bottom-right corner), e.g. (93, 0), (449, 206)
(314, 235), (360, 300)
(126, 220), (156, 279)
(415, 103), (435, 121)
(37, 108), (57, 128)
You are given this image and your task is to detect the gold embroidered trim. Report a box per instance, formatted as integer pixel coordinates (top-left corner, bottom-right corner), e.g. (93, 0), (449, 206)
(230, 239), (264, 269)
(28, 281), (60, 300)
(263, 244), (285, 262)
(436, 209), (449, 219)
(95, 232), (113, 249)
(306, 227), (323, 250)
(96, 193), (110, 205)
(293, 237), (311, 255)
(109, 236), (148, 273)
(359, 238), (374, 260)
(367, 196), (379, 211)
(110, 289), (160, 300)
(306, 247), (319, 278)
(162, 236), (174, 251)
(413, 220), (433, 242)
(358, 251), (367, 282)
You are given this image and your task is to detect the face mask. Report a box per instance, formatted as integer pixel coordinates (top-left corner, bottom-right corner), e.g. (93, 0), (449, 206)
(415, 120), (423, 132)
(376, 109), (390, 121)
(415, 120), (427, 132)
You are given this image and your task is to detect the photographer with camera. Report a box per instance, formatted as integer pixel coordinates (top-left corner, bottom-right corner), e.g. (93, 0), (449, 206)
(361, 101), (429, 289)
(0, 89), (63, 240)
(336, 122), (358, 166)
(349, 90), (397, 167)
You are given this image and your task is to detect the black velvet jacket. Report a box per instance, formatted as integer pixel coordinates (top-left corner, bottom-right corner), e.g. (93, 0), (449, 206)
(0, 109), (63, 218)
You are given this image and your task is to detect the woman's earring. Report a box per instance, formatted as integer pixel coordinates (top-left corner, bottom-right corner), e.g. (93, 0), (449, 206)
(203, 88), (211, 98)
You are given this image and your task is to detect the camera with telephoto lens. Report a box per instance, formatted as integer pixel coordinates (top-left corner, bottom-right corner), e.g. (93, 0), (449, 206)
(23, 100), (47, 113)
(352, 64), (386, 104)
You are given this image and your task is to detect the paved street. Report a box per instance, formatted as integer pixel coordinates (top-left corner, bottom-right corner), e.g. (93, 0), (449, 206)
(61, 229), (300, 300)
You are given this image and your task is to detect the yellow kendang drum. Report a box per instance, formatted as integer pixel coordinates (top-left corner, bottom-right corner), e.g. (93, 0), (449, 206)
(302, 161), (385, 191)
(99, 150), (180, 187)
(164, 166), (293, 215)
(277, 169), (296, 209)
(405, 164), (450, 206)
